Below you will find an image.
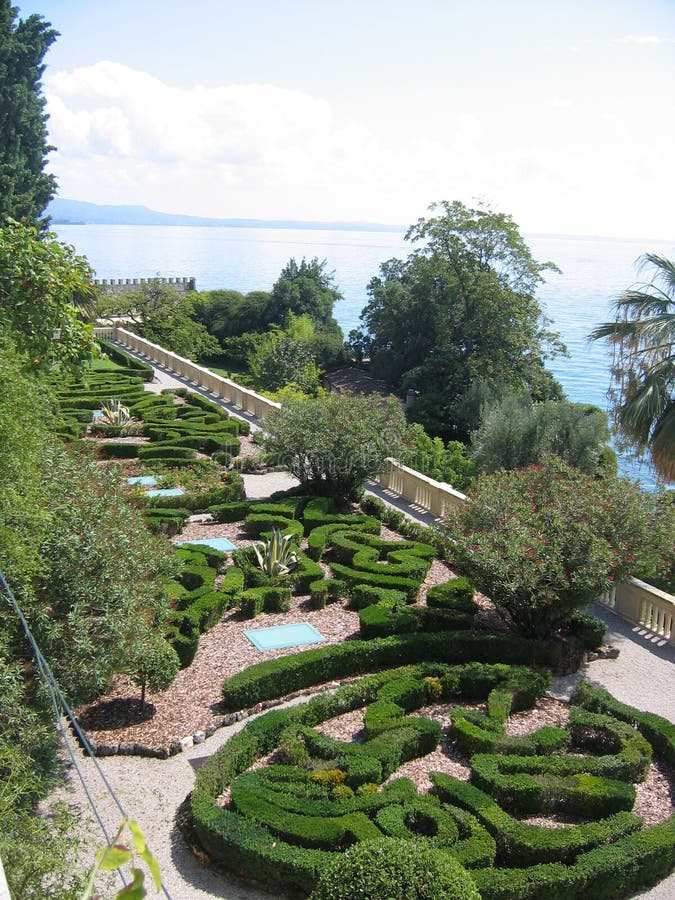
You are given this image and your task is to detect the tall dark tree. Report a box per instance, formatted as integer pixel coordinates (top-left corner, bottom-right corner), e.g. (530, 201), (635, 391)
(352, 201), (565, 439)
(0, 2), (58, 225)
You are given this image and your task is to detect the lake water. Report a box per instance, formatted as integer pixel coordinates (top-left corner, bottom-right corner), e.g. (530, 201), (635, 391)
(54, 223), (674, 490)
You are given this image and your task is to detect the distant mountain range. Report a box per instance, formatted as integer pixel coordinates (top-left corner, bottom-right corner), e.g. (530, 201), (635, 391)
(47, 198), (404, 233)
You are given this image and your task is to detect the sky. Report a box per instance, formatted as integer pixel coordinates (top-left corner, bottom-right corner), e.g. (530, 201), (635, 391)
(13, 0), (675, 239)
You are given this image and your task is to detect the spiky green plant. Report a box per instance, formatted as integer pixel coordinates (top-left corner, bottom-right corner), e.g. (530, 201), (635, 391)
(99, 398), (132, 425)
(252, 528), (298, 578)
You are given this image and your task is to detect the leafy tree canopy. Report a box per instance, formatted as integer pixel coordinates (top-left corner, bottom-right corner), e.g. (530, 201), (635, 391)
(192, 288), (275, 341)
(0, 2), (57, 225)
(98, 281), (220, 362)
(0, 219), (97, 370)
(446, 456), (671, 638)
(590, 253), (675, 483)
(262, 393), (410, 499)
(470, 392), (614, 477)
(352, 201), (566, 439)
(270, 256), (343, 334)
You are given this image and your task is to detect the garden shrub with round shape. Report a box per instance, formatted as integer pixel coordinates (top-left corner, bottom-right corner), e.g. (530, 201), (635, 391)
(308, 837), (480, 900)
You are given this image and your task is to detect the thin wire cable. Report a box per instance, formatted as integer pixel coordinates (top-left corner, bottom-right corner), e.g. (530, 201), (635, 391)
(0, 571), (173, 899)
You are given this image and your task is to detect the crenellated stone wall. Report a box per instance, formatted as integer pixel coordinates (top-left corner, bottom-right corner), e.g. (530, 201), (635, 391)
(94, 276), (196, 296)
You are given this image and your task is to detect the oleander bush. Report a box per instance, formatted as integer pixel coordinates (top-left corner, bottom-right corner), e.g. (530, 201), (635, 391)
(191, 663), (675, 898)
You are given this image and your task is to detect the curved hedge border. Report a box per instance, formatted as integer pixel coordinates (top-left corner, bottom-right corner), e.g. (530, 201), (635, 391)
(192, 666), (675, 898)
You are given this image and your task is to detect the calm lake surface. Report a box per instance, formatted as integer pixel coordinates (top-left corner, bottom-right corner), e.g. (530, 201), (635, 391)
(54, 223), (674, 490)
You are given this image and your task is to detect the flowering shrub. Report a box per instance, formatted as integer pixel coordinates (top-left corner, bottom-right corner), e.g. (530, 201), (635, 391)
(445, 456), (670, 637)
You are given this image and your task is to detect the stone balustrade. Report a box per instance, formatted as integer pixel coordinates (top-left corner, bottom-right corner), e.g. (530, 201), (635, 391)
(599, 578), (675, 646)
(374, 457), (467, 517)
(95, 327), (280, 420)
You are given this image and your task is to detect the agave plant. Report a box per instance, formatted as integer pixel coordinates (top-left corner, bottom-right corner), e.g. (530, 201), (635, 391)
(99, 398), (132, 425)
(253, 528), (298, 578)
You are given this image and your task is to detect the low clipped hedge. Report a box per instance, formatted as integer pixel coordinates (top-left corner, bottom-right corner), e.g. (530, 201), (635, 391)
(426, 577), (477, 614)
(240, 585), (292, 618)
(194, 662), (675, 899)
(209, 501), (251, 522)
(96, 442), (143, 458)
(573, 681), (675, 767)
(138, 445), (198, 461)
(306, 518), (380, 560)
(221, 632), (554, 711)
(99, 340), (154, 380)
(358, 603), (473, 639)
(431, 775), (641, 867)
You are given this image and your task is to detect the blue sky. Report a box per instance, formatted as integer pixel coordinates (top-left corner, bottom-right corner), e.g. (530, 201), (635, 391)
(14, 0), (675, 238)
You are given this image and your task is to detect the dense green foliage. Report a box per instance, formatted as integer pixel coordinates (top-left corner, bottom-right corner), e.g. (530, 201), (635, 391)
(309, 838), (480, 899)
(262, 393), (410, 498)
(446, 456), (672, 637)
(470, 393), (614, 476)
(351, 201), (565, 439)
(0, 220), (97, 370)
(590, 253), (675, 482)
(0, 2), (57, 225)
(97, 281), (220, 362)
(402, 425), (476, 490)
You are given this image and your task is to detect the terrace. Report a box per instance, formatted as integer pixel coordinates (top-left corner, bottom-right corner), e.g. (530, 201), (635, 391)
(48, 330), (674, 899)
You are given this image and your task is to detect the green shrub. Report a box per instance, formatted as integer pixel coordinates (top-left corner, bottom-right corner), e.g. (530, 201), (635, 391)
(221, 633), (552, 711)
(430, 775), (641, 867)
(426, 577), (477, 613)
(245, 514), (298, 538)
(240, 586), (292, 618)
(306, 518), (380, 560)
(348, 584), (409, 610)
(96, 442), (143, 458)
(309, 578), (347, 609)
(309, 837), (480, 900)
(573, 682), (675, 768)
(209, 501), (251, 522)
(138, 445), (198, 461)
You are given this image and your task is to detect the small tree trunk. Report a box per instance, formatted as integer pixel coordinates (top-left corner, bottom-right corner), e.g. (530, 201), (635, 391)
(140, 676), (147, 712)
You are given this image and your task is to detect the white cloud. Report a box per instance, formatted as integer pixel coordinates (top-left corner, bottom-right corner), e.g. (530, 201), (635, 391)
(42, 61), (675, 239)
(613, 35), (673, 45)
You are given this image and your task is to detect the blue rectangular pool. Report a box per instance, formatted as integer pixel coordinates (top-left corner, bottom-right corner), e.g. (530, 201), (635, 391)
(176, 537), (237, 552)
(147, 487), (185, 497)
(126, 475), (159, 487)
(244, 622), (327, 652)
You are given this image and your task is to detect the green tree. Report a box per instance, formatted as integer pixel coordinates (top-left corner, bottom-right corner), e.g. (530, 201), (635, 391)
(0, 2), (57, 225)
(470, 393), (612, 476)
(270, 257), (343, 333)
(192, 288), (275, 340)
(590, 253), (675, 482)
(402, 425), (476, 491)
(262, 393), (409, 499)
(446, 456), (670, 638)
(352, 201), (565, 439)
(33, 450), (178, 705)
(0, 220), (97, 370)
(99, 281), (220, 362)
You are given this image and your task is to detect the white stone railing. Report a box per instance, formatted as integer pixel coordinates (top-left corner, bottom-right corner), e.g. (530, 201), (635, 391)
(95, 326), (281, 420)
(374, 458), (467, 517)
(598, 578), (675, 646)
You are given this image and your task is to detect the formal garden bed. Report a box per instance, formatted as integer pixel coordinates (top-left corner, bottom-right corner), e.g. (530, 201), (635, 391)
(51, 356), (675, 898)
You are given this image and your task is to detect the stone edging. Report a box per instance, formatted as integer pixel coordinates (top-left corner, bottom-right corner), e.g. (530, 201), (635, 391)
(81, 681), (344, 760)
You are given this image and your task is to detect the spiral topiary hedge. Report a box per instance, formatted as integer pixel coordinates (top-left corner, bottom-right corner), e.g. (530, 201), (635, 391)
(190, 656), (675, 899)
